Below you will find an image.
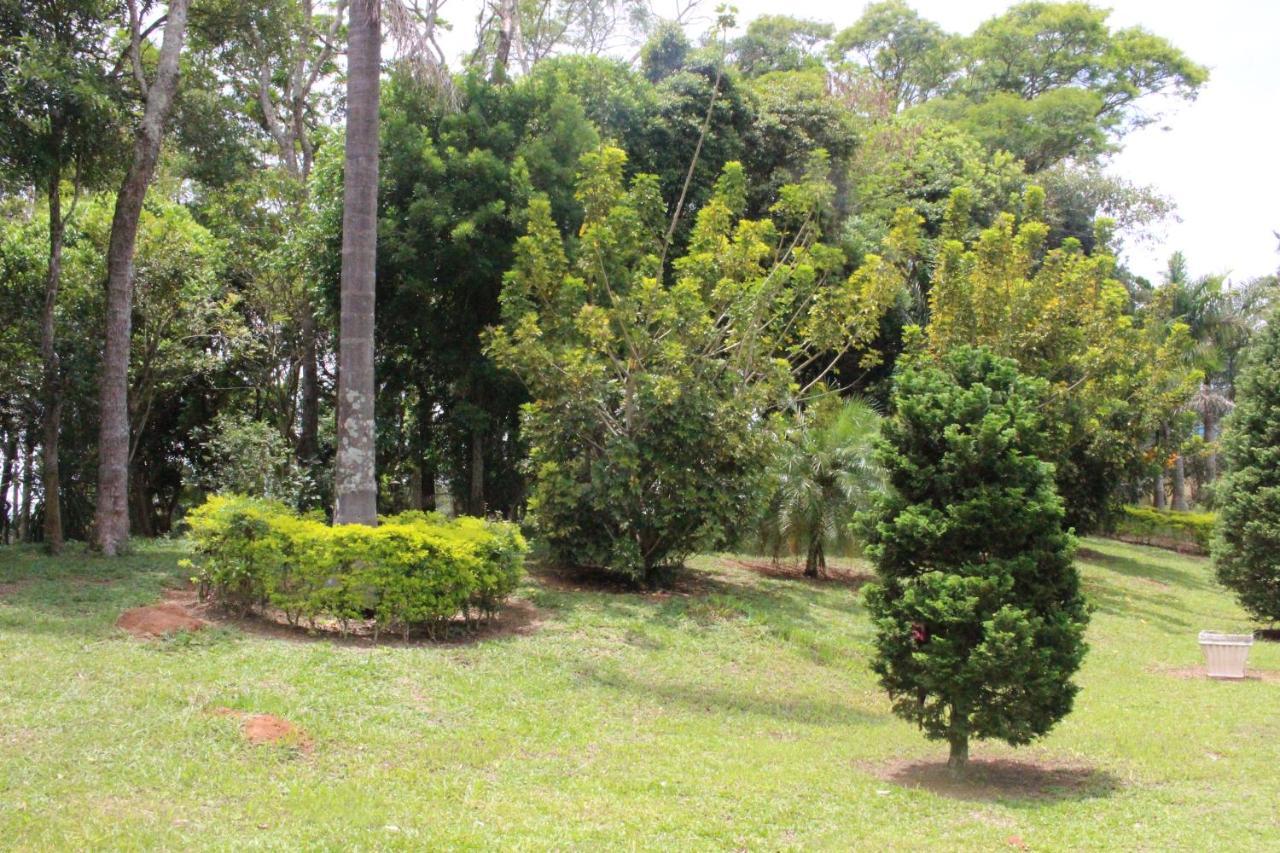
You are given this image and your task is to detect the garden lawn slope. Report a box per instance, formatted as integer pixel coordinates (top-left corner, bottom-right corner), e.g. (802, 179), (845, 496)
(0, 538), (1277, 849)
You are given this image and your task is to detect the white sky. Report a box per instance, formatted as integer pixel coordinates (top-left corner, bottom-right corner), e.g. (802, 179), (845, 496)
(432, 0), (1280, 284)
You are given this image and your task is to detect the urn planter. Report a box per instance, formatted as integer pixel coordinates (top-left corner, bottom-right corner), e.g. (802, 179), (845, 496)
(1198, 631), (1254, 679)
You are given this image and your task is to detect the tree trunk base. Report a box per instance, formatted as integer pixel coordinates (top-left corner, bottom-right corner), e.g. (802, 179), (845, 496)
(947, 737), (969, 777)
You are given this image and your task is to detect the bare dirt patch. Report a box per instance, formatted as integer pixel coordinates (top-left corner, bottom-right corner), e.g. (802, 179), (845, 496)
(865, 757), (1117, 802)
(0, 580), (30, 599)
(213, 707), (312, 750)
(1157, 665), (1280, 683)
(726, 558), (873, 590)
(117, 594), (207, 637)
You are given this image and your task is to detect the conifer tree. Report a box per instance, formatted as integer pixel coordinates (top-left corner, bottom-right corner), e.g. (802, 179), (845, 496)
(863, 346), (1089, 773)
(1213, 314), (1280, 624)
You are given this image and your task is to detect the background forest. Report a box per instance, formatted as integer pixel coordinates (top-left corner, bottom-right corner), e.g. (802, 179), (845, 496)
(0, 0), (1274, 552)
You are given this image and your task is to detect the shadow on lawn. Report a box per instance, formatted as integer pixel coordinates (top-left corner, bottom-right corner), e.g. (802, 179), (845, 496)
(0, 542), (183, 639)
(527, 558), (862, 664)
(877, 757), (1119, 804)
(1081, 575), (1193, 633)
(1076, 545), (1213, 593)
(582, 662), (887, 726)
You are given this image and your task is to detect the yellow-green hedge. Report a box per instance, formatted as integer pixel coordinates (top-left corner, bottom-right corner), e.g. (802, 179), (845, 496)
(184, 496), (526, 637)
(1110, 506), (1216, 554)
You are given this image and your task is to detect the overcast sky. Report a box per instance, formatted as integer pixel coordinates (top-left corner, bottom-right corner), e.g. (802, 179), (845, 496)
(435, 0), (1280, 284)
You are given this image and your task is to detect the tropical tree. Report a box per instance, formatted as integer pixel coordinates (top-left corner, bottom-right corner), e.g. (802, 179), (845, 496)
(0, 0), (128, 551)
(95, 0), (192, 555)
(863, 345), (1088, 773)
(758, 397), (881, 577)
(189, 0), (349, 462)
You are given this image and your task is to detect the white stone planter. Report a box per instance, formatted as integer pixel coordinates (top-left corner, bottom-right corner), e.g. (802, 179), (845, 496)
(1198, 631), (1254, 679)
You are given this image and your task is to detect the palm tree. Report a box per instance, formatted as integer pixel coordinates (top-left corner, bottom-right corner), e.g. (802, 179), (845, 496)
(1187, 383), (1234, 483)
(333, 0), (381, 525)
(1156, 255), (1275, 507)
(759, 398), (882, 577)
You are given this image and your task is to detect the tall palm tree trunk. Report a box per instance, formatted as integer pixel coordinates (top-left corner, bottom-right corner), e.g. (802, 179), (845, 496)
(333, 0), (380, 525)
(1204, 409), (1218, 482)
(1171, 454), (1188, 511)
(93, 0), (190, 555)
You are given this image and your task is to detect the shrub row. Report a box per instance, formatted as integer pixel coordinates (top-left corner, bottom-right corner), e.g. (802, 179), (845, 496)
(184, 496), (526, 638)
(1109, 506), (1216, 554)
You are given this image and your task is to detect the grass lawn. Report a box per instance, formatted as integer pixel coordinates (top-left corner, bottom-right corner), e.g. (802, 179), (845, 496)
(1, 538), (1277, 849)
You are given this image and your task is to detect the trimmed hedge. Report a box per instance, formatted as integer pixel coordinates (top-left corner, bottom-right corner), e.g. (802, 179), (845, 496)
(1110, 506), (1216, 554)
(185, 496), (526, 638)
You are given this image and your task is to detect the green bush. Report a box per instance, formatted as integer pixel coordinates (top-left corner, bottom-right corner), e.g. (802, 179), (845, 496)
(1112, 506), (1215, 554)
(861, 346), (1088, 773)
(185, 496), (526, 637)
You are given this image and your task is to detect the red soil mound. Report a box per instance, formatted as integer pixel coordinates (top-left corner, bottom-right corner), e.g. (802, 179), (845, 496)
(213, 708), (312, 750)
(116, 601), (207, 637)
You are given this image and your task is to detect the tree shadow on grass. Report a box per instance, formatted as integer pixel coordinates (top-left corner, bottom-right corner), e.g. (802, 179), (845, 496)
(581, 662), (888, 727)
(526, 559), (865, 668)
(1080, 575), (1193, 633)
(0, 542), (184, 640)
(721, 557), (873, 591)
(1076, 545), (1213, 593)
(875, 757), (1119, 804)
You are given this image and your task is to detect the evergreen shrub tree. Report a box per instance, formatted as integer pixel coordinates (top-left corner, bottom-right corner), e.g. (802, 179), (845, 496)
(862, 346), (1089, 772)
(1213, 314), (1280, 624)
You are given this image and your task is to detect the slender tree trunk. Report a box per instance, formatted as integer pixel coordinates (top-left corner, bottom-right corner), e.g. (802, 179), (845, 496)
(40, 167), (66, 553)
(424, 465), (436, 511)
(333, 0), (380, 526)
(948, 733), (969, 775)
(492, 0), (518, 81)
(0, 431), (12, 543)
(93, 0), (190, 555)
(470, 428), (485, 516)
(1204, 409), (1218, 482)
(804, 539), (823, 578)
(130, 474), (155, 538)
(408, 464), (423, 509)
(297, 310), (320, 460)
(1172, 453), (1188, 511)
(18, 430), (33, 542)
(1153, 471), (1166, 510)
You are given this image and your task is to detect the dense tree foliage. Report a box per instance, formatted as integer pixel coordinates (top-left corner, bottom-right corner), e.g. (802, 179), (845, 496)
(0, 0), (1246, 557)
(1213, 313), (1280, 624)
(487, 148), (904, 582)
(863, 346), (1088, 771)
(921, 186), (1199, 531)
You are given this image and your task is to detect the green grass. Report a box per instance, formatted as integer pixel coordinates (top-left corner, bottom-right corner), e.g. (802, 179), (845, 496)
(1, 538), (1278, 850)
